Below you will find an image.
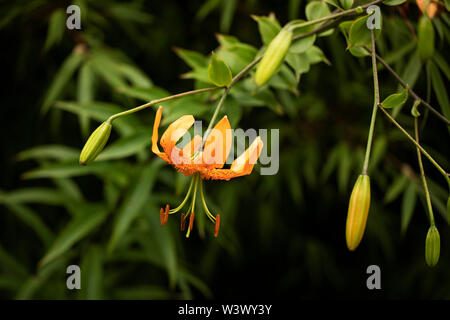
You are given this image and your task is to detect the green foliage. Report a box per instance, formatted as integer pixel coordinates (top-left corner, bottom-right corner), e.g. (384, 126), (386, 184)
(1, 0), (450, 300)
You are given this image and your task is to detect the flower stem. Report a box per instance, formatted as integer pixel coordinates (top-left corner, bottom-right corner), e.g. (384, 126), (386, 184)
(364, 46), (450, 126)
(287, 0), (383, 32)
(414, 117), (435, 226)
(108, 86), (223, 122)
(362, 29), (379, 175)
(379, 106), (450, 186)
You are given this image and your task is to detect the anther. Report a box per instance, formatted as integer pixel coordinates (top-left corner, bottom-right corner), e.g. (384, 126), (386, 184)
(180, 213), (186, 231)
(160, 208), (164, 226)
(214, 214), (220, 237)
(164, 204), (170, 224)
(189, 211), (195, 230)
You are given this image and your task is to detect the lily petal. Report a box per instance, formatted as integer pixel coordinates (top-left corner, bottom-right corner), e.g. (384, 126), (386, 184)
(152, 106), (170, 163)
(202, 116), (232, 168)
(201, 136), (264, 180)
(160, 113), (195, 162)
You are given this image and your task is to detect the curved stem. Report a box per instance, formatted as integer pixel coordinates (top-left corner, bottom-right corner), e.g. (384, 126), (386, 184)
(287, 0), (383, 32)
(414, 117), (435, 226)
(362, 29), (379, 175)
(379, 105), (450, 185)
(364, 47), (450, 126)
(108, 86), (223, 122)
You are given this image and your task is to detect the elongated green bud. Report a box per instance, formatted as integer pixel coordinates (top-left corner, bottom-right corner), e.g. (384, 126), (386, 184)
(417, 16), (435, 61)
(425, 225), (440, 267)
(346, 174), (371, 251)
(254, 28), (293, 86)
(79, 121), (112, 165)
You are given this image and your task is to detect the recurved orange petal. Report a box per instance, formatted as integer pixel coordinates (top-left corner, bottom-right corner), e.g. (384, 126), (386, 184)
(202, 116), (232, 168)
(152, 106), (170, 163)
(201, 136), (264, 180)
(160, 113), (195, 163)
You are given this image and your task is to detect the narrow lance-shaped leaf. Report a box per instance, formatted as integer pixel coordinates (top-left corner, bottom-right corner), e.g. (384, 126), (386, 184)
(39, 204), (109, 267)
(41, 51), (84, 115)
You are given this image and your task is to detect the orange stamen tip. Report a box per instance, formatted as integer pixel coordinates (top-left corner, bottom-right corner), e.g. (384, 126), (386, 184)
(180, 213), (186, 231)
(164, 204), (170, 224)
(189, 211), (195, 230)
(160, 208), (165, 226)
(214, 214), (220, 237)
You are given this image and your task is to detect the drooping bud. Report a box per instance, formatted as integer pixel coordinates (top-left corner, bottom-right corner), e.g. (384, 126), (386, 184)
(346, 174), (371, 251)
(425, 225), (440, 267)
(417, 15), (435, 61)
(254, 28), (293, 86)
(79, 121), (112, 165)
(214, 214), (221, 237)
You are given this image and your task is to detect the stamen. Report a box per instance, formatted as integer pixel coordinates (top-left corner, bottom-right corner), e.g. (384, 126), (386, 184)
(199, 178), (216, 223)
(214, 214), (220, 237)
(189, 211), (195, 230)
(180, 213), (186, 231)
(160, 208), (164, 226)
(164, 204), (170, 224)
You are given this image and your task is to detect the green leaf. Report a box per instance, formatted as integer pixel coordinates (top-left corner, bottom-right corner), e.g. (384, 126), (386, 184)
(77, 62), (95, 138)
(43, 9), (65, 52)
(108, 160), (164, 252)
(401, 183), (416, 235)
(220, 0), (236, 32)
(384, 174), (408, 203)
(381, 88), (408, 109)
(22, 161), (129, 187)
(0, 188), (66, 206)
(289, 34), (316, 54)
(2, 203), (54, 248)
(305, 1), (333, 36)
(39, 204), (109, 267)
(173, 47), (209, 70)
(97, 130), (151, 161)
(116, 63), (152, 87)
(325, 0), (342, 9)
(251, 14), (281, 45)
(348, 15), (381, 48)
(207, 52), (232, 87)
(433, 53), (450, 82)
(16, 145), (79, 162)
(41, 52), (83, 115)
(340, 0), (353, 10)
(383, 0), (407, 5)
(79, 245), (103, 299)
(428, 61), (450, 120)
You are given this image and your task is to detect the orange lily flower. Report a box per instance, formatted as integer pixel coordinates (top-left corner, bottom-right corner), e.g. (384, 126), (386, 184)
(152, 106), (264, 237)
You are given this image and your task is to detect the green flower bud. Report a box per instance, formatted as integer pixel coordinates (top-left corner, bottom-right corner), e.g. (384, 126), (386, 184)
(346, 174), (371, 251)
(254, 28), (293, 87)
(417, 16), (435, 61)
(79, 121), (112, 165)
(425, 225), (440, 267)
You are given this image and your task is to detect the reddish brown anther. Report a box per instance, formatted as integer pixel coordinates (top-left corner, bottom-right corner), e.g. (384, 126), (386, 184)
(214, 214), (220, 237)
(189, 211), (195, 230)
(164, 204), (170, 224)
(160, 208), (164, 226)
(180, 213), (186, 231)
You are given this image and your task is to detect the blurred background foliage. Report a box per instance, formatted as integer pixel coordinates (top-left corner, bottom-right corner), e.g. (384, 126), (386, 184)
(0, 0), (449, 299)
